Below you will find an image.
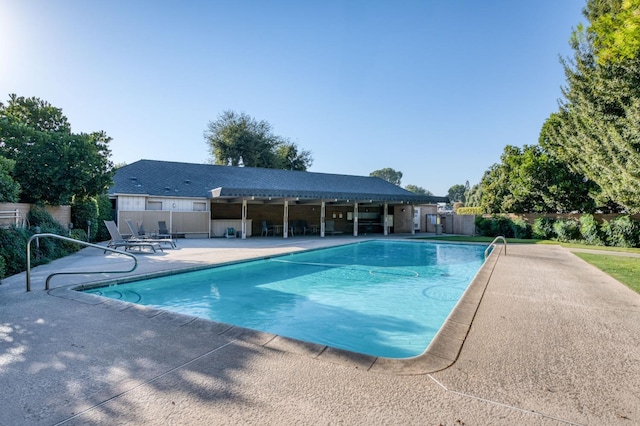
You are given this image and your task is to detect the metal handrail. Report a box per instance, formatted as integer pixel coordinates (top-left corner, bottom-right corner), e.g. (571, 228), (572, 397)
(26, 233), (138, 292)
(485, 235), (507, 259)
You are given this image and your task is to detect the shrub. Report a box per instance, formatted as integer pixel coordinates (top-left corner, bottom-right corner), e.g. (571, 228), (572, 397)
(475, 215), (514, 237)
(553, 219), (581, 242)
(0, 254), (6, 281)
(491, 215), (514, 237)
(72, 197), (99, 242)
(532, 217), (556, 240)
(0, 226), (29, 276)
(28, 206), (78, 262)
(510, 217), (531, 239)
(95, 193), (113, 242)
(474, 216), (492, 236)
(602, 216), (639, 248)
(70, 229), (88, 242)
(579, 214), (603, 245)
(0, 207), (85, 279)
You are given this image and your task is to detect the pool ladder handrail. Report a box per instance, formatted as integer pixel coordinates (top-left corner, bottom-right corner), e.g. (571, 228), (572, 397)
(485, 235), (507, 259)
(26, 233), (138, 292)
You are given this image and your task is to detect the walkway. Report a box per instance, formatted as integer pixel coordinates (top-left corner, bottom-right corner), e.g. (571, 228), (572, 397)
(1, 237), (639, 425)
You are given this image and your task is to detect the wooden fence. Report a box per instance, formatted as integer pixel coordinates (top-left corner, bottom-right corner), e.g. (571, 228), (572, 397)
(0, 203), (71, 229)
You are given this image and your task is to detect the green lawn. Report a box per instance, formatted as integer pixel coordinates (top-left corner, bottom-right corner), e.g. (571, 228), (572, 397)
(573, 252), (640, 294)
(419, 235), (640, 294)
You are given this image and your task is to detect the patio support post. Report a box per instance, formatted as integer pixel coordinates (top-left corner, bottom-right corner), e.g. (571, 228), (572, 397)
(320, 201), (325, 237)
(241, 199), (247, 239)
(353, 202), (358, 236)
(411, 205), (415, 235)
(283, 200), (289, 238)
(383, 202), (389, 236)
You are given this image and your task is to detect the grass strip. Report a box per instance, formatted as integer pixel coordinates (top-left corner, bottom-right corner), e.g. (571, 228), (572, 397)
(573, 252), (640, 294)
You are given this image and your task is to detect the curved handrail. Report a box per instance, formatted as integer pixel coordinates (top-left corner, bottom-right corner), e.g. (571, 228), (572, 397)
(485, 235), (507, 259)
(26, 233), (138, 292)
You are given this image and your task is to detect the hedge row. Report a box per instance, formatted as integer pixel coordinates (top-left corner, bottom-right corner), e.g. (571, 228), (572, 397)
(456, 206), (485, 215)
(475, 214), (640, 248)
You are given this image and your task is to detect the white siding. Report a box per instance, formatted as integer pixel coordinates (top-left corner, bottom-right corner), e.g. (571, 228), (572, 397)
(117, 196), (146, 211)
(116, 196), (208, 212)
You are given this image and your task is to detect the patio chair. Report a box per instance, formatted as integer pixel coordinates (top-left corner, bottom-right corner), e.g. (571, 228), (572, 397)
(324, 220), (343, 235)
(298, 220), (309, 235)
(261, 220), (274, 236)
(289, 220), (298, 237)
(103, 220), (162, 253)
(225, 227), (237, 238)
(125, 219), (176, 249)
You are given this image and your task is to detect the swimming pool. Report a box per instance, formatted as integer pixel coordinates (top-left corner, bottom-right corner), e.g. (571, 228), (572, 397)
(83, 240), (488, 358)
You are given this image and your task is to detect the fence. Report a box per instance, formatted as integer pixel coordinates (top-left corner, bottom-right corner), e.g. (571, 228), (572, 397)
(117, 210), (210, 238)
(0, 203), (71, 229)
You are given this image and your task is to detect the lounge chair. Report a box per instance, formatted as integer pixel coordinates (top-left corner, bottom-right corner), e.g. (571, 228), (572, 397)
(103, 220), (162, 253)
(125, 219), (176, 249)
(225, 227), (237, 238)
(157, 221), (172, 238)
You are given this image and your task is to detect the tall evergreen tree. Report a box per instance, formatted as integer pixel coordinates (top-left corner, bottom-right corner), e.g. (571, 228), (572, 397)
(539, 0), (640, 212)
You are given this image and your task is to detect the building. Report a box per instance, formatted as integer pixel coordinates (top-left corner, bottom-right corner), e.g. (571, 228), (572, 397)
(108, 160), (448, 238)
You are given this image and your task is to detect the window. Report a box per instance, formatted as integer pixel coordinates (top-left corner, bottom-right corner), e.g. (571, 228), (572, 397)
(193, 202), (206, 212)
(147, 201), (162, 211)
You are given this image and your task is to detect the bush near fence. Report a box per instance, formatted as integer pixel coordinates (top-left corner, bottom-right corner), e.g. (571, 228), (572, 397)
(474, 213), (640, 248)
(0, 207), (82, 281)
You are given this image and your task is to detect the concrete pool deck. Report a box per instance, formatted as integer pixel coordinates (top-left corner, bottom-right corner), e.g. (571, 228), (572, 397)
(1, 236), (639, 425)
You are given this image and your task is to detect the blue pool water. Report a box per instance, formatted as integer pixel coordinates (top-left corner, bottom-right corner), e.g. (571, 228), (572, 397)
(83, 240), (487, 358)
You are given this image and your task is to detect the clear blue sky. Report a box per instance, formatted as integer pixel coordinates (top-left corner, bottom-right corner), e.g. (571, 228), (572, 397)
(1, 0), (586, 196)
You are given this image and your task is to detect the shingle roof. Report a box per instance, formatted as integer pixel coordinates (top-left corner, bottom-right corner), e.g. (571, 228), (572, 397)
(109, 159), (448, 204)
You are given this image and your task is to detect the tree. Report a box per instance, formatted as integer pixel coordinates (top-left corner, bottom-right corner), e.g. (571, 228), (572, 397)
(539, 0), (640, 212)
(590, 0), (640, 64)
(0, 156), (20, 202)
(475, 145), (597, 213)
(464, 183), (483, 208)
(404, 184), (433, 196)
(204, 110), (313, 170)
(273, 139), (314, 171)
(447, 184), (466, 203)
(369, 168), (402, 186)
(0, 95), (114, 205)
